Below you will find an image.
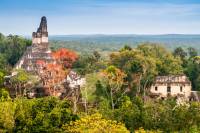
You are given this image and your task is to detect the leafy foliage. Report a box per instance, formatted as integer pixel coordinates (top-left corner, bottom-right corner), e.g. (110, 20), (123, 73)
(0, 96), (78, 132)
(73, 51), (107, 75)
(1, 32), (200, 132)
(62, 113), (129, 133)
(109, 44), (183, 96)
(0, 88), (11, 102)
(0, 34), (31, 70)
(9, 69), (39, 97)
(52, 48), (78, 69)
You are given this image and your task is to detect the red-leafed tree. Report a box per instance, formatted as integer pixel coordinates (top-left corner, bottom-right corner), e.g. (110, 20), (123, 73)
(52, 48), (78, 69)
(35, 49), (78, 96)
(36, 60), (45, 66)
(36, 60), (46, 70)
(37, 62), (67, 96)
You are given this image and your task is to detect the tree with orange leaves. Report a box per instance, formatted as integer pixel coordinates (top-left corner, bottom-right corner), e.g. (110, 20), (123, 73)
(51, 48), (78, 69)
(36, 58), (67, 96)
(40, 63), (67, 96)
(35, 48), (78, 97)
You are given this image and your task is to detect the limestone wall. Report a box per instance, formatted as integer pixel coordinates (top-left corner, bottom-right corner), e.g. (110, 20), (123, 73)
(150, 84), (191, 98)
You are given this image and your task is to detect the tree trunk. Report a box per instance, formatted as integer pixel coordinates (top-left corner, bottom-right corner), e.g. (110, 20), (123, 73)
(143, 79), (149, 97)
(137, 75), (142, 94)
(19, 84), (22, 97)
(84, 98), (87, 114)
(73, 96), (77, 113)
(84, 88), (88, 114)
(110, 88), (114, 110)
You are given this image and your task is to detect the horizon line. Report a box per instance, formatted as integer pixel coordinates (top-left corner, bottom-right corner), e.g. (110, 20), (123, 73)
(4, 33), (200, 37)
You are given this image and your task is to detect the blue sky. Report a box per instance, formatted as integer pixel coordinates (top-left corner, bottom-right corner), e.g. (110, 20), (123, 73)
(1, 0), (200, 35)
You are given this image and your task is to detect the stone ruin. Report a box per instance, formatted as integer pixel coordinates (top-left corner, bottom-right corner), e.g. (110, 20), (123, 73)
(15, 16), (54, 72)
(5, 16), (86, 100)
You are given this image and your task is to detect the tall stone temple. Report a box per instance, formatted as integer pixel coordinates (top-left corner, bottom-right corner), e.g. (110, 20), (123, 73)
(15, 16), (54, 72)
(7, 16), (86, 99)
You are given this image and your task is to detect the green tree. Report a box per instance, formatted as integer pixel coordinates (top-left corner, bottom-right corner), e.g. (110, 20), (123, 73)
(101, 66), (126, 110)
(73, 52), (107, 75)
(188, 47), (198, 58)
(0, 34), (31, 68)
(137, 43), (183, 75)
(173, 47), (188, 67)
(110, 44), (182, 96)
(0, 88), (10, 102)
(0, 71), (4, 87)
(13, 97), (78, 132)
(0, 100), (16, 132)
(0, 54), (8, 72)
(120, 45), (132, 52)
(173, 47), (187, 59)
(81, 73), (102, 113)
(185, 56), (200, 91)
(10, 69), (39, 97)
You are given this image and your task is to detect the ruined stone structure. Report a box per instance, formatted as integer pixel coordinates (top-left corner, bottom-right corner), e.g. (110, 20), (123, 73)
(10, 16), (86, 99)
(150, 75), (192, 99)
(15, 16), (54, 72)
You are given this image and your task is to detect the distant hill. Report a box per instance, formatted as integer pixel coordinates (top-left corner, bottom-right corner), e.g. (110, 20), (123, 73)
(49, 34), (200, 54)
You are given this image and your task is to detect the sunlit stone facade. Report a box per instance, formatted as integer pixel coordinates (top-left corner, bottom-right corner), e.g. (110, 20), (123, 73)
(150, 75), (192, 98)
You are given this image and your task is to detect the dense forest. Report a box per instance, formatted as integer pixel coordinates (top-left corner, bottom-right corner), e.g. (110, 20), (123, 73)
(0, 33), (31, 73)
(49, 34), (200, 54)
(1, 33), (200, 132)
